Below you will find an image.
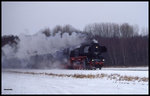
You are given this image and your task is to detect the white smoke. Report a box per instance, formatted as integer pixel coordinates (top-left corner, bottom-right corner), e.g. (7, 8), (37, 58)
(93, 39), (98, 43)
(16, 31), (85, 58)
(2, 31), (87, 69)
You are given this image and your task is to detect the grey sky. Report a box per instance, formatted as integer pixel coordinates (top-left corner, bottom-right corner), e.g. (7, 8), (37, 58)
(2, 2), (148, 36)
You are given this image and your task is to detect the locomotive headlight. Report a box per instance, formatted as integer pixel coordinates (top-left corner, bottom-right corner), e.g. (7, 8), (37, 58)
(102, 59), (105, 62)
(96, 46), (98, 48)
(92, 59), (94, 61)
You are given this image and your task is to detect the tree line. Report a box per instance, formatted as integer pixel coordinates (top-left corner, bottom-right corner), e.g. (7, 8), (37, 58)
(84, 23), (148, 67)
(2, 22), (148, 67)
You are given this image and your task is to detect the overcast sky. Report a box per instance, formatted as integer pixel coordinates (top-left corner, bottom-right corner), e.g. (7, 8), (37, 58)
(2, 1), (148, 36)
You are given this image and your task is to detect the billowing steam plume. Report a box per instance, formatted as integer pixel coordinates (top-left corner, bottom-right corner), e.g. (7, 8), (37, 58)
(2, 31), (87, 69)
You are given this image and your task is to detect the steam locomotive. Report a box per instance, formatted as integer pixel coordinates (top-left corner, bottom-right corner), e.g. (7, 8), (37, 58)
(67, 41), (107, 70)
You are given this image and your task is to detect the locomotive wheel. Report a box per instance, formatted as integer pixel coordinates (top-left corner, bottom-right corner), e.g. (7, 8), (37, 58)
(92, 67), (96, 70)
(86, 65), (92, 70)
(67, 65), (74, 69)
(82, 58), (88, 69)
(99, 67), (102, 70)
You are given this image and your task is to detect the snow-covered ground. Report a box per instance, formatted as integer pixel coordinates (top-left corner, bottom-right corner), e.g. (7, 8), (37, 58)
(2, 67), (149, 94)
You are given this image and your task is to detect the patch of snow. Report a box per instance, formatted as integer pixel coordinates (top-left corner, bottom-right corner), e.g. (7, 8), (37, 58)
(2, 67), (148, 94)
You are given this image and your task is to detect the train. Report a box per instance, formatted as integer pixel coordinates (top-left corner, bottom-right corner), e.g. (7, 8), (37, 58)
(66, 41), (107, 70)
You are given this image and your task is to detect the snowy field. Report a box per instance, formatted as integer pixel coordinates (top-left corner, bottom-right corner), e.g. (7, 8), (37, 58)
(2, 67), (149, 94)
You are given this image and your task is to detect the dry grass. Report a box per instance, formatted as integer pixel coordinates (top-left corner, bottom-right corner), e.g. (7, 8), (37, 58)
(6, 70), (148, 82)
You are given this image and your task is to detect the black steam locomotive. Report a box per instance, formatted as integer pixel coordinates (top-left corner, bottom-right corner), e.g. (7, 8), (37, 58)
(67, 41), (107, 70)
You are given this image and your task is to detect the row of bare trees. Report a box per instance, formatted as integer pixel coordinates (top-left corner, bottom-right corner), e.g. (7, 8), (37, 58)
(84, 23), (140, 38)
(94, 36), (148, 67)
(84, 23), (148, 67)
(2, 23), (148, 67)
(42, 24), (81, 37)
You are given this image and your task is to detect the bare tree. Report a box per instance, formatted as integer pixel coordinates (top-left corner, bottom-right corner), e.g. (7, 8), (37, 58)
(42, 28), (51, 37)
(120, 23), (134, 38)
(141, 27), (148, 36)
(133, 24), (139, 36)
(52, 25), (63, 36)
(62, 24), (76, 35)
